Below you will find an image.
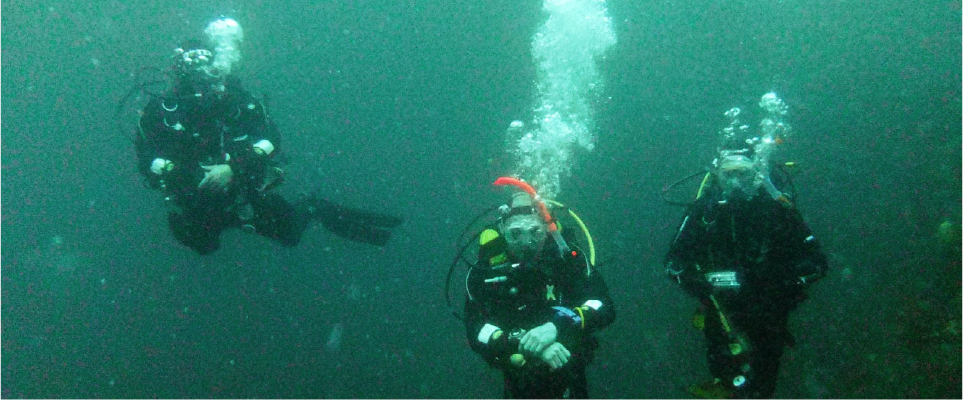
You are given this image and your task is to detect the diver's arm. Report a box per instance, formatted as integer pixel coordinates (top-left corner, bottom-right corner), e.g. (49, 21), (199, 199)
(135, 99), (177, 187)
(464, 297), (520, 368)
(777, 207), (829, 286)
(573, 270), (616, 332)
(665, 205), (698, 277)
(463, 262), (522, 368)
(544, 268), (616, 351)
(226, 93), (280, 190)
(664, 203), (712, 297)
(198, 164), (234, 191)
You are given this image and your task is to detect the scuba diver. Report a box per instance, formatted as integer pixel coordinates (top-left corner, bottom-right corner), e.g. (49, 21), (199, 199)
(662, 96), (828, 398)
(458, 177), (615, 399)
(133, 18), (401, 255)
(664, 152), (828, 398)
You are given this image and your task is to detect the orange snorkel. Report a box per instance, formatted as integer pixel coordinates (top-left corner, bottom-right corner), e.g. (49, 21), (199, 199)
(493, 177), (557, 230)
(493, 177), (572, 257)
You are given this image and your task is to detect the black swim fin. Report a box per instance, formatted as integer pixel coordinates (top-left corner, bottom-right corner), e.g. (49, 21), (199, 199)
(308, 198), (403, 246)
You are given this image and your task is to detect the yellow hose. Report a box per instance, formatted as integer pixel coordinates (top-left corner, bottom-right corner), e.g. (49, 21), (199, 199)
(545, 200), (595, 267)
(695, 172), (712, 200)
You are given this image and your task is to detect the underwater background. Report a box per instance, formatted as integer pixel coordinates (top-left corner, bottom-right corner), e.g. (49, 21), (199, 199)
(2, 0), (960, 398)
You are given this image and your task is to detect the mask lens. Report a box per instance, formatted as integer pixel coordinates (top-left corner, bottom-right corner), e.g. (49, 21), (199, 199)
(507, 227), (524, 243)
(182, 49), (213, 67)
(503, 216), (545, 246)
(176, 49), (221, 82)
(720, 168), (753, 182)
(718, 167), (758, 200)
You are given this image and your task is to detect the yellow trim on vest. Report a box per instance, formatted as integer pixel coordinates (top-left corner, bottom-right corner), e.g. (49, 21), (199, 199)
(480, 229), (508, 265)
(479, 229), (500, 245)
(575, 306), (586, 329)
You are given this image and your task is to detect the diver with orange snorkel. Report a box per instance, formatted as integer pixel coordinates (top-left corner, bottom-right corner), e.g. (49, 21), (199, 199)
(456, 177), (615, 398)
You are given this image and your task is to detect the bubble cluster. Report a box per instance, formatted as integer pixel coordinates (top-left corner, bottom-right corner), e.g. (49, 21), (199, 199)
(713, 92), (794, 200)
(204, 18), (244, 76)
(507, 0), (616, 198)
(752, 92), (792, 173)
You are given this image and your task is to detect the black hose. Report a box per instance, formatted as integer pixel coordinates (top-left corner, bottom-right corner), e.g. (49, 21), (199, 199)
(444, 205), (501, 321)
(661, 169), (710, 207)
(445, 229), (485, 321)
(114, 67), (169, 142)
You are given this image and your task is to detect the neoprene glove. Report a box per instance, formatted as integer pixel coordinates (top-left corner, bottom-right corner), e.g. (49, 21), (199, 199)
(150, 158), (174, 175)
(199, 164), (234, 192)
(519, 322), (558, 354)
(539, 342), (571, 370)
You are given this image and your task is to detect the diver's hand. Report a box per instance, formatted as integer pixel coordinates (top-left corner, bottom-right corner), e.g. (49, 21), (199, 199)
(519, 322), (558, 354)
(150, 158), (174, 175)
(538, 342), (571, 370)
(199, 164), (233, 192)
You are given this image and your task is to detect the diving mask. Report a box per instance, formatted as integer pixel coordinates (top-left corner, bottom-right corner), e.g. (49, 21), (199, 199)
(173, 47), (224, 85)
(716, 155), (759, 200)
(502, 214), (548, 259)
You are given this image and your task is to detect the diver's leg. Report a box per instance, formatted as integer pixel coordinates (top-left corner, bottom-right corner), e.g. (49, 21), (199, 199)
(542, 370), (572, 399)
(566, 362), (590, 399)
(703, 310), (736, 384)
(742, 315), (790, 398)
(249, 193), (307, 247)
(502, 372), (520, 399)
(502, 369), (541, 399)
(685, 305), (744, 398)
(167, 211), (221, 255)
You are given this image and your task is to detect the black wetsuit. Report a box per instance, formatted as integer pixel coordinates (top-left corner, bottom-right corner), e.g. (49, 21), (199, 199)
(664, 187), (828, 398)
(135, 77), (310, 254)
(465, 225), (616, 398)
(136, 77), (402, 254)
